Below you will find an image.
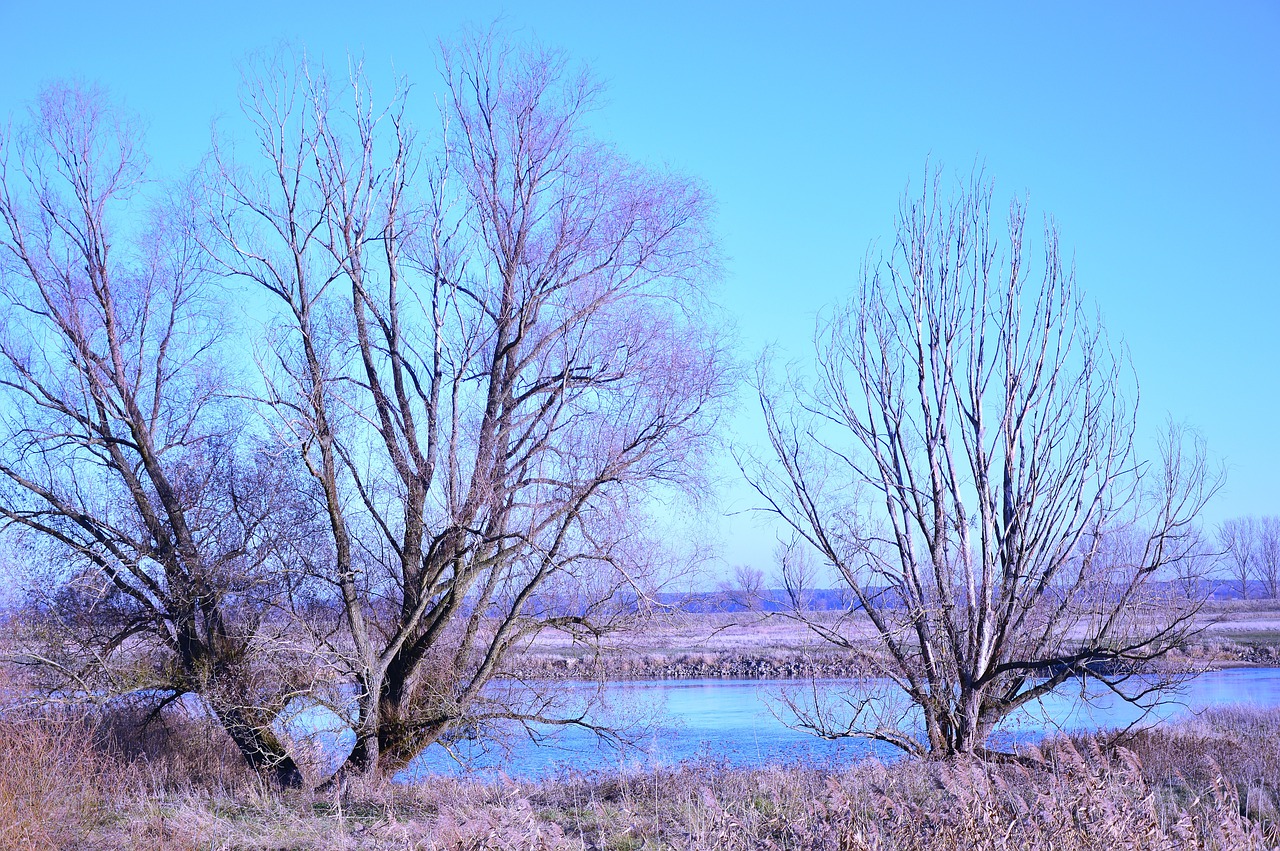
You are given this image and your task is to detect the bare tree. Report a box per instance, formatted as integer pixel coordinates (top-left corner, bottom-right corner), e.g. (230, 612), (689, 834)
(1255, 516), (1280, 599)
(1218, 517), (1257, 601)
(0, 84), (308, 785)
(1167, 525), (1218, 600)
(719, 563), (767, 612)
(777, 539), (823, 613)
(1216, 514), (1280, 600)
(746, 172), (1219, 758)
(203, 35), (728, 778)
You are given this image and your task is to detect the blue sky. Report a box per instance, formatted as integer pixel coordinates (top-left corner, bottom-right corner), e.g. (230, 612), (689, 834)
(3, 1), (1277, 576)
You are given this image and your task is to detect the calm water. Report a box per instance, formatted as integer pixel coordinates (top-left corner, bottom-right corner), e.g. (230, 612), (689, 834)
(282, 668), (1280, 781)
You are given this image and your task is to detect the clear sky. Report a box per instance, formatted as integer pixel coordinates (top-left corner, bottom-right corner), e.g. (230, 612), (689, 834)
(3, 1), (1277, 578)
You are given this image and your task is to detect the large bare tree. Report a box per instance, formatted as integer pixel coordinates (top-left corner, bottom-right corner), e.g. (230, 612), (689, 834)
(0, 83), (308, 785)
(747, 172), (1218, 757)
(203, 35), (727, 777)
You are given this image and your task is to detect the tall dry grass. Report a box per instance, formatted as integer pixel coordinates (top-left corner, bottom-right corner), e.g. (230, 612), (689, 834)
(93, 694), (258, 793)
(1108, 706), (1280, 837)
(525, 741), (1275, 851)
(0, 701), (118, 850)
(835, 742), (1270, 851)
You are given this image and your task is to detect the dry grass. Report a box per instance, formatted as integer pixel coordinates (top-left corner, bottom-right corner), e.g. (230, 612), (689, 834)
(2, 673), (1278, 849)
(525, 742), (1276, 850)
(0, 703), (120, 850)
(1108, 706), (1280, 834)
(837, 743), (1270, 851)
(93, 694), (260, 793)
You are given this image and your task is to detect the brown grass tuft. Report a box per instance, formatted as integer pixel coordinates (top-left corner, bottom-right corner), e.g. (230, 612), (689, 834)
(0, 706), (118, 851)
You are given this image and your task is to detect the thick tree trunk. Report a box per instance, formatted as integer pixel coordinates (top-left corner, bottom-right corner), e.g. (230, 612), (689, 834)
(215, 705), (306, 789)
(953, 687), (985, 755)
(343, 673), (441, 777)
(345, 713), (381, 777)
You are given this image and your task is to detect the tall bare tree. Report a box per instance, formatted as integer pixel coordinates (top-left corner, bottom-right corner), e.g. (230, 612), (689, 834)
(747, 172), (1218, 757)
(0, 83), (308, 785)
(1255, 516), (1280, 599)
(203, 35), (727, 777)
(1218, 517), (1257, 600)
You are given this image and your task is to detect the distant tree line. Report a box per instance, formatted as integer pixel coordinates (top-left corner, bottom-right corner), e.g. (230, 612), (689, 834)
(1216, 516), (1280, 599)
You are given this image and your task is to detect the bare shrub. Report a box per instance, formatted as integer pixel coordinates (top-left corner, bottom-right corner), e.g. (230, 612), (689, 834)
(93, 697), (256, 794)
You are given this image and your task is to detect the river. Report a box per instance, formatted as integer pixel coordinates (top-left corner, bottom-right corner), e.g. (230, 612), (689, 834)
(281, 668), (1280, 781)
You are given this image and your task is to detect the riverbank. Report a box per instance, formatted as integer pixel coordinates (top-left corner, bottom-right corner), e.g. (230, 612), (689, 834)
(510, 602), (1280, 681)
(5, 705), (1277, 849)
(510, 642), (1280, 681)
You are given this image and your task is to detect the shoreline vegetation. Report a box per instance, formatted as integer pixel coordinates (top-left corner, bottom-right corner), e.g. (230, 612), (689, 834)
(2, 693), (1277, 850)
(4, 600), (1280, 850)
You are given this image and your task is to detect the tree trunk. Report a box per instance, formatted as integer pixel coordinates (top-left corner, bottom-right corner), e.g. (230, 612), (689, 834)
(215, 705), (306, 789)
(954, 688), (984, 755)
